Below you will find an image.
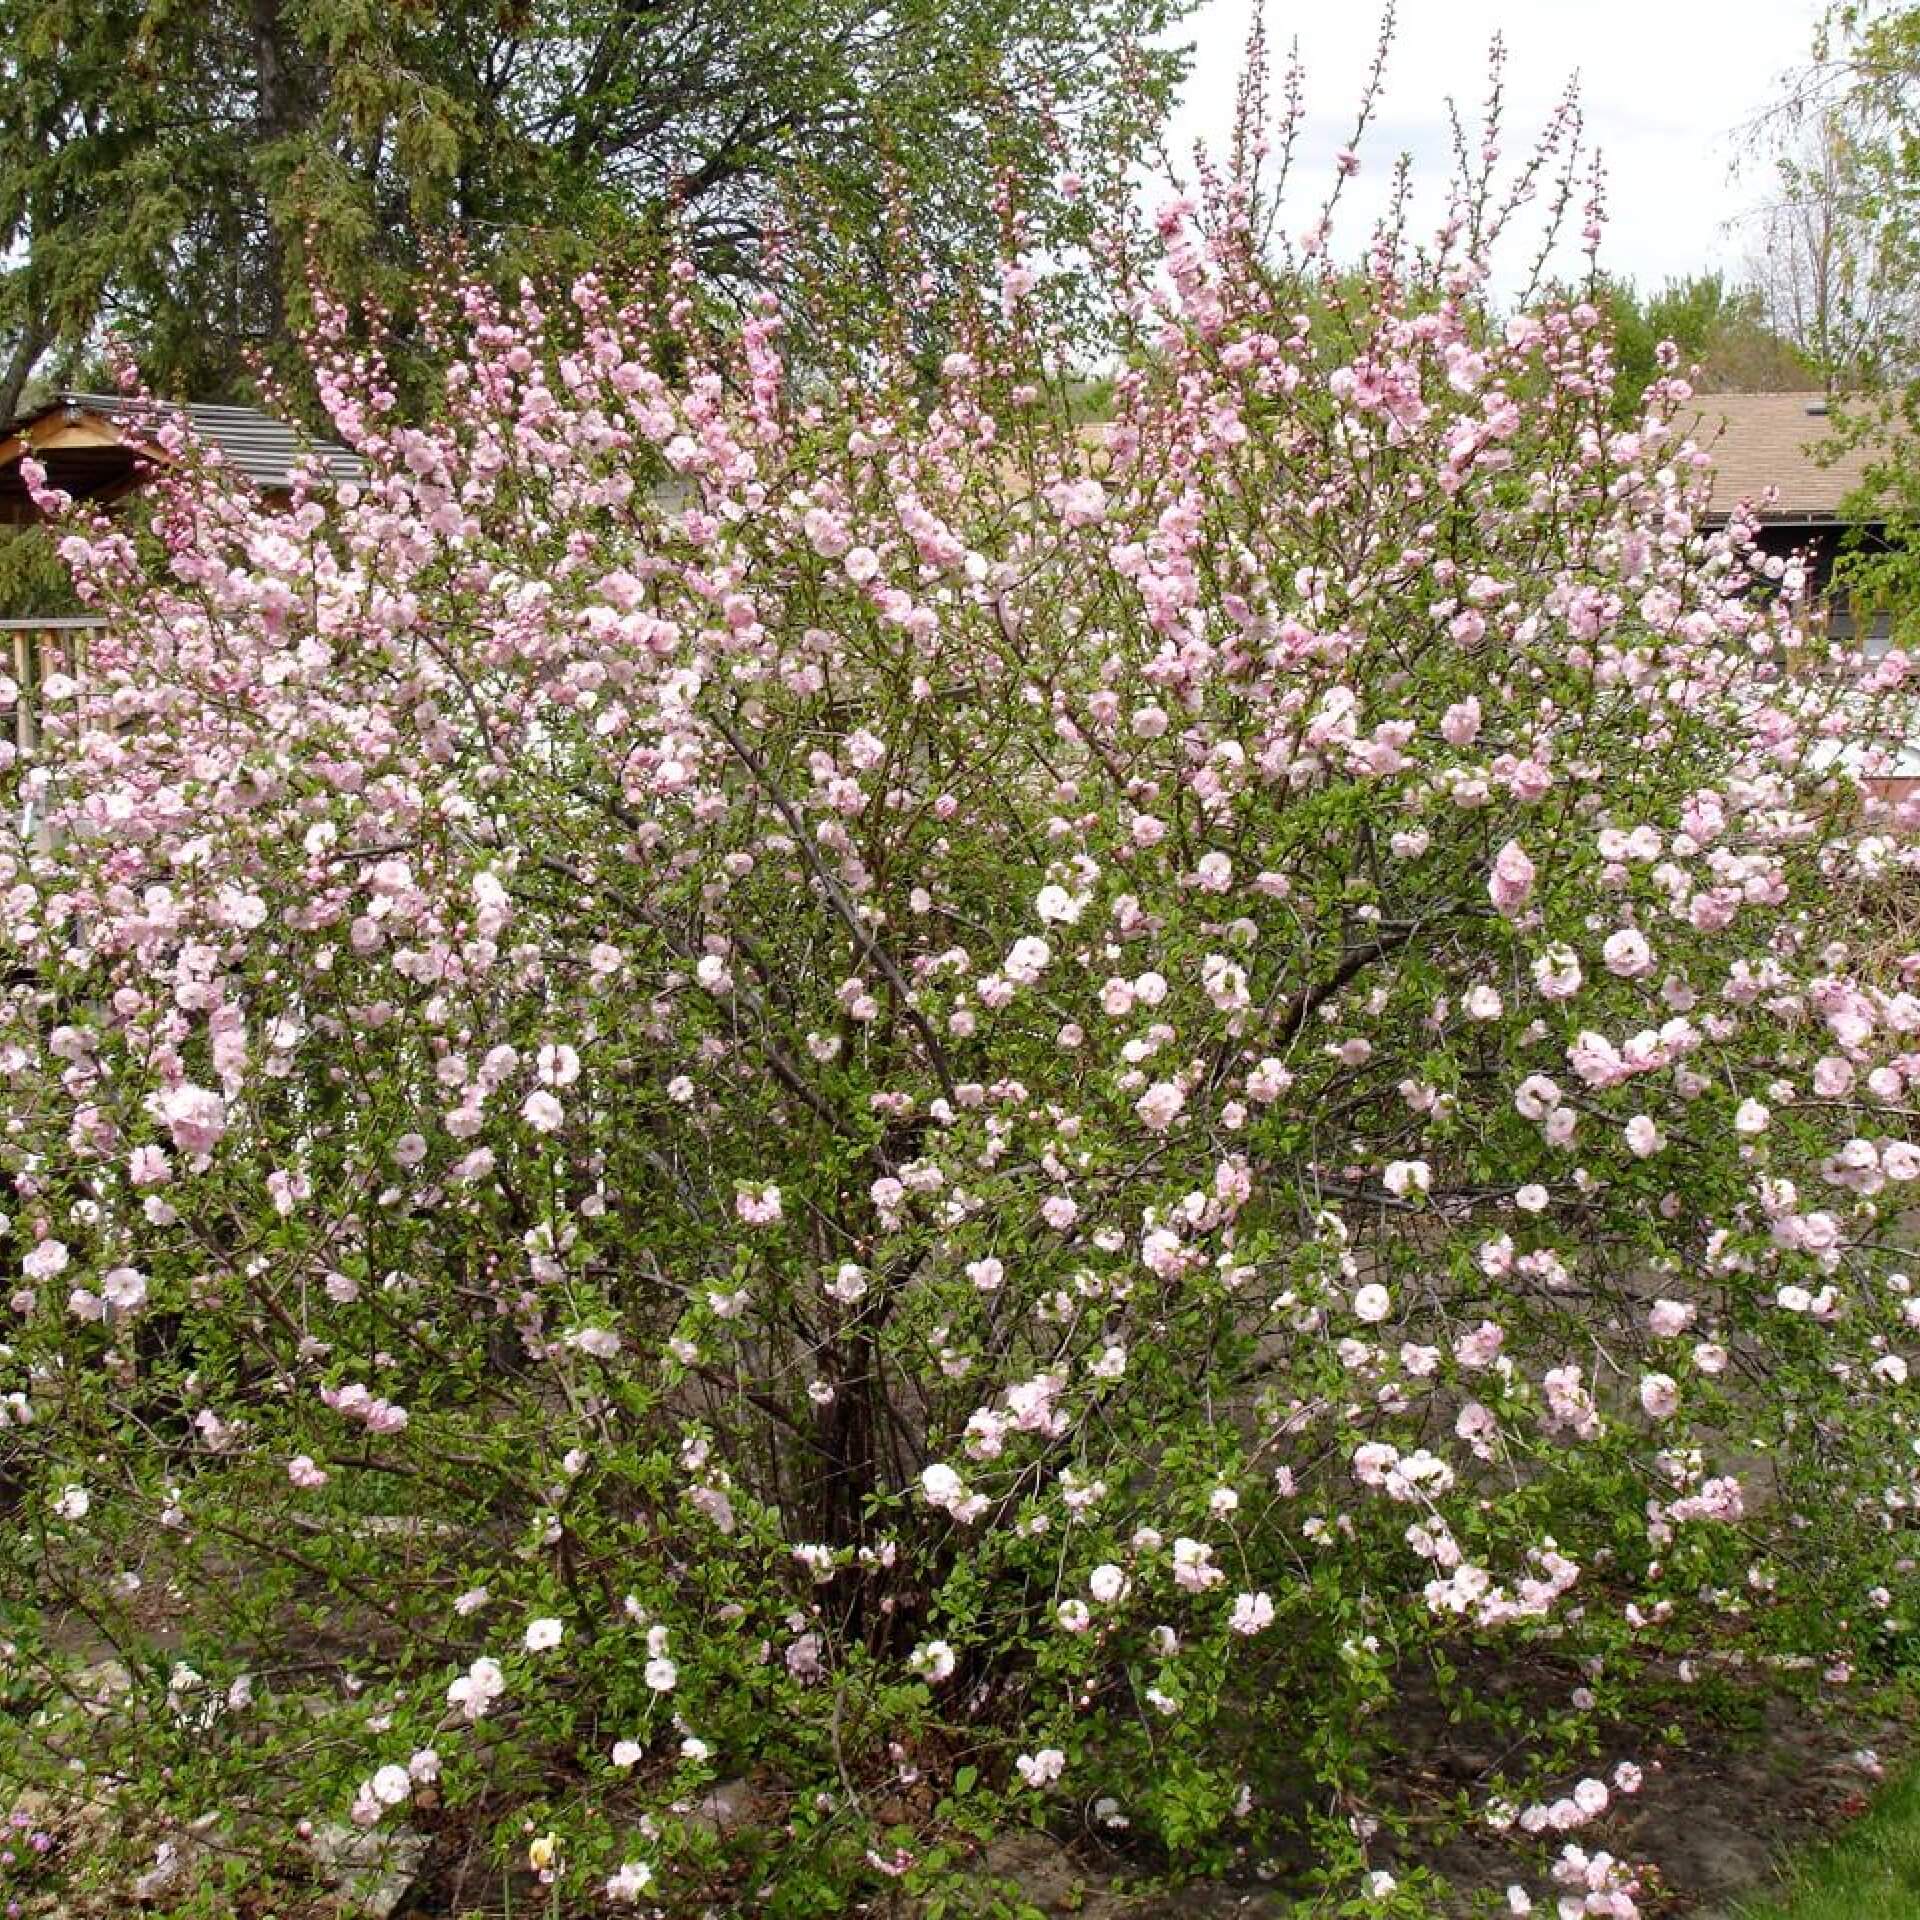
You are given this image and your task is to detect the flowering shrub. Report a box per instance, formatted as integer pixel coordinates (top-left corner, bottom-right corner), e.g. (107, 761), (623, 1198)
(5, 69), (1920, 1919)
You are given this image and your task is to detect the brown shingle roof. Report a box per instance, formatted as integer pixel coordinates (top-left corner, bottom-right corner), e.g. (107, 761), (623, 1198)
(1690, 391), (1888, 522)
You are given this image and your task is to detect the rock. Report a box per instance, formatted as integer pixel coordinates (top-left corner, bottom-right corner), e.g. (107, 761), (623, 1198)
(73, 1658), (132, 1712)
(349, 1515), (457, 1542)
(971, 1831), (1089, 1912)
(686, 1777), (756, 1837)
(131, 1839), (188, 1902)
(308, 1821), (430, 1920)
(132, 1812), (223, 1905)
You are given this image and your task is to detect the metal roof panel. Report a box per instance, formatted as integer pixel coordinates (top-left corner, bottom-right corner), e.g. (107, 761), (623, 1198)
(21, 392), (364, 490)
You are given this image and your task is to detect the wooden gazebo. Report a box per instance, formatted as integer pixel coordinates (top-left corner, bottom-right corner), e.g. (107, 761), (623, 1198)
(0, 391), (361, 524)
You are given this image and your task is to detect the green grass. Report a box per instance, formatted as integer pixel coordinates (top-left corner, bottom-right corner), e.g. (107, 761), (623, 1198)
(1732, 1762), (1920, 1919)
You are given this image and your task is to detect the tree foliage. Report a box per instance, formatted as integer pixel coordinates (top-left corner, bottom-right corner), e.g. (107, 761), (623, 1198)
(1792, 1), (1920, 378)
(0, 0), (1187, 416)
(1756, 6), (1920, 641)
(1740, 106), (1915, 385)
(1595, 272), (1814, 417)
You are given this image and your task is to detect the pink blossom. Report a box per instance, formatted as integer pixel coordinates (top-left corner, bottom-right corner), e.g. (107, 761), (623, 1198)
(1135, 1080), (1187, 1133)
(1515, 1075), (1563, 1122)
(736, 1183), (783, 1225)
(1602, 929), (1654, 978)
(1172, 1537), (1224, 1592)
(1383, 1159), (1431, 1198)
(102, 1268), (147, 1312)
(1015, 1748), (1066, 1788)
(1454, 1321), (1505, 1368)
(129, 1145), (171, 1187)
(537, 1043), (581, 1087)
(1533, 945), (1583, 1000)
(1638, 1373), (1679, 1419)
(153, 1084), (227, 1156)
(1229, 1590), (1275, 1634)
(965, 1256), (1004, 1292)
(1488, 840), (1536, 915)
(446, 1656), (505, 1721)
(22, 1239), (68, 1282)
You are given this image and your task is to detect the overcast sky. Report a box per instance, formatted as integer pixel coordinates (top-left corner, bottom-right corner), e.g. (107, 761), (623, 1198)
(1166, 0), (1826, 294)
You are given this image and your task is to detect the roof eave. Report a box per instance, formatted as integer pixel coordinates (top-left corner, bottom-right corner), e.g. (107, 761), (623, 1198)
(1701, 509), (1884, 529)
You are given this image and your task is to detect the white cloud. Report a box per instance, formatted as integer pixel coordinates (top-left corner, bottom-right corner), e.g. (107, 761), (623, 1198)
(1167, 0), (1825, 294)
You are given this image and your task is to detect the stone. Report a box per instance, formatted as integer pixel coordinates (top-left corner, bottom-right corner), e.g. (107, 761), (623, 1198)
(308, 1821), (430, 1920)
(686, 1776), (756, 1837)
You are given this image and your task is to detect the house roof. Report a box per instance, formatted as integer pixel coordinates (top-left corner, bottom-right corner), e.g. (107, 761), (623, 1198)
(0, 390), (362, 516)
(1690, 390), (1887, 524)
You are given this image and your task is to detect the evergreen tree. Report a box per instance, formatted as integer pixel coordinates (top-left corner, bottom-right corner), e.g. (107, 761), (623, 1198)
(0, 0), (1188, 413)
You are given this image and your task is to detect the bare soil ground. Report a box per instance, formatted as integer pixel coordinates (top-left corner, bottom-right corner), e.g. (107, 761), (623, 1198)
(963, 1657), (1915, 1920)
(7, 1657), (1911, 1917)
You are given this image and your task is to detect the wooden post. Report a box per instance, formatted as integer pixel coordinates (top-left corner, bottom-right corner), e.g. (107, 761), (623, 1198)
(0, 618), (107, 846)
